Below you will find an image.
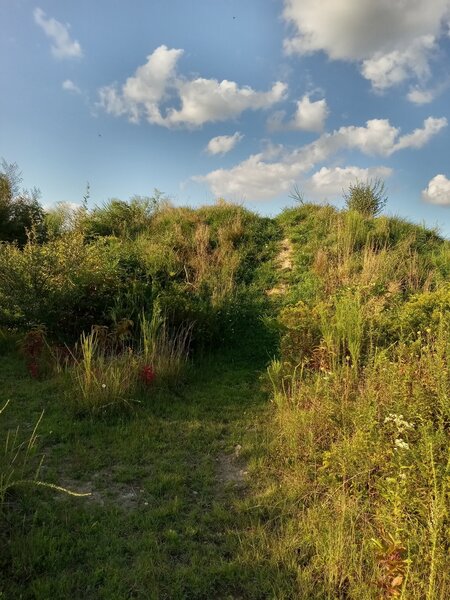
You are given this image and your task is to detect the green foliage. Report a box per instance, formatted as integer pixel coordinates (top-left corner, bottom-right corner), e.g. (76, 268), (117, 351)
(396, 285), (450, 337)
(265, 320), (450, 598)
(0, 160), (45, 246)
(1, 189), (449, 598)
(0, 232), (127, 339)
(0, 401), (43, 505)
(343, 177), (388, 217)
(82, 192), (164, 239)
(43, 201), (85, 238)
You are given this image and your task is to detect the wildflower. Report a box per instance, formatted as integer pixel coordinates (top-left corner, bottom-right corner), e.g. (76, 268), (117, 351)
(394, 438), (409, 450)
(384, 413), (414, 432)
(101, 383), (106, 389)
(140, 364), (156, 385)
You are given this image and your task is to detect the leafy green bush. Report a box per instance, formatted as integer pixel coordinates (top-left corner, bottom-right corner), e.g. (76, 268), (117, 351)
(0, 161), (45, 246)
(395, 285), (450, 337)
(0, 233), (129, 340)
(82, 193), (163, 239)
(343, 177), (387, 217)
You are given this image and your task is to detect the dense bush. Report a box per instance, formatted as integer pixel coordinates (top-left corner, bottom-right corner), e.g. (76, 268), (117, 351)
(343, 177), (387, 217)
(396, 285), (450, 337)
(0, 161), (45, 246)
(0, 233), (131, 340)
(0, 200), (279, 351)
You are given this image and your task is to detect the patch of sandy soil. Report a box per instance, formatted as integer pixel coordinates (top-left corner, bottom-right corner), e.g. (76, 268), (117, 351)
(56, 468), (145, 510)
(267, 237), (293, 296)
(216, 444), (248, 491)
(277, 238), (293, 271)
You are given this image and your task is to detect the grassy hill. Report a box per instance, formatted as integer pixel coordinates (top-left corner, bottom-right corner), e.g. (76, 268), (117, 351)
(1, 196), (449, 598)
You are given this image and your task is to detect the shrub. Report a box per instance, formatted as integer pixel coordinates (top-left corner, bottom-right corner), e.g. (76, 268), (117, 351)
(0, 160), (45, 246)
(0, 233), (133, 340)
(82, 193), (163, 239)
(343, 177), (387, 217)
(395, 285), (450, 338)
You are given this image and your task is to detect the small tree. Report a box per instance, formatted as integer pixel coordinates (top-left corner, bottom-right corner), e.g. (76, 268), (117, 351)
(0, 160), (44, 245)
(343, 177), (387, 217)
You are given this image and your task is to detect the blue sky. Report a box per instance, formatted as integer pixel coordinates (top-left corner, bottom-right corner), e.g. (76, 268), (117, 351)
(1, 0), (450, 235)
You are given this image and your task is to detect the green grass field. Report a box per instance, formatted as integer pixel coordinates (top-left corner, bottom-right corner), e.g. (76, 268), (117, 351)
(1, 349), (298, 599)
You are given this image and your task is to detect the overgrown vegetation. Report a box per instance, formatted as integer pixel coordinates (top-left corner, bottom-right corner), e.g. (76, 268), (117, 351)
(265, 200), (449, 599)
(0, 169), (449, 598)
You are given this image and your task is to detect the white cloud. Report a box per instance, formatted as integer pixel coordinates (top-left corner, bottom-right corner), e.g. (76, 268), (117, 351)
(206, 132), (243, 155)
(283, 0), (450, 90)
(62, 79), (81, 94)
(195, 116), (446, 200)
(361, 35), (435, 90)
(98, 45), (182, 124)
(268, 95), (329, 132)
(167, 80), (286, 127)
(391, 117), (447, 152)
(305, 165), (393, 198)
(194, 153), (299, 200)
(98, 46), (287, 128)
(407, 88), (436, 104)
(292, 95), (329, 131)
(34, 8), (82, 59)
(331, 116), (447, 156)
(422, 174), (450, 205)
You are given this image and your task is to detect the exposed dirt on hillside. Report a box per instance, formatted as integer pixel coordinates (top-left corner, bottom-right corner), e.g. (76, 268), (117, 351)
(267, 237), (293, 296)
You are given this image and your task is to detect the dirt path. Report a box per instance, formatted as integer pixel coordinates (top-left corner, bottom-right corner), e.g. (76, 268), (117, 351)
(267, 237), (293, 297)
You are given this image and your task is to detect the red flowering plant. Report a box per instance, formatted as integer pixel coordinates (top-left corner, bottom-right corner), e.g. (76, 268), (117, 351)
(140, 364), (156, 386)
(22, 326), (47, 379)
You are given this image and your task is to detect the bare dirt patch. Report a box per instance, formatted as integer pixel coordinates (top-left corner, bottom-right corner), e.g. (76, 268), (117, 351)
(267, 238), (293, 296)
(216, 445), (248, 491)
(277, 238), (293, 271)
(56, 468), (145, 510)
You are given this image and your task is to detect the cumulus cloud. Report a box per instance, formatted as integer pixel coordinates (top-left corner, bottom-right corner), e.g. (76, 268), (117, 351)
(361, 36), (435, 90)
(98, 45), (182, 124)
(293, 95), (329, 131)
(98, 45), (287, 128)
(283, 0), (450, 91)
(206, 132), (243, 155)
(168, 80), (286, 127)
(34, 8), (82, 59)
(305, 165), (393, 198)
(194, 153), (298, 200)
(195, 116), (446, 200)
(62, 79), (81, 94)
(391, 117), (447, 152)
(407, 88), (436, 104)
(269, 95), (329, 132)
(422, 174), (450, 205)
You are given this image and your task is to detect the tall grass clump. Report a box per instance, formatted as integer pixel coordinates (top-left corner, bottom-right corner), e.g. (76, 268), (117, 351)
(70, 308), (192, 415)
(71, 330), (139, 415)
(140, 307), (193, 383)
